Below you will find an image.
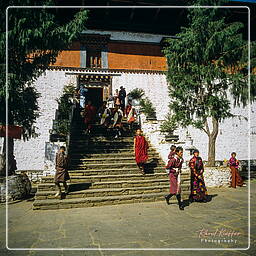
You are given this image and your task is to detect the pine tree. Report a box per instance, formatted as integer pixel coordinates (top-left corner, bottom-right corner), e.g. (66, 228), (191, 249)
(163, 0), (255, 166)
(0, 1), (88, 175)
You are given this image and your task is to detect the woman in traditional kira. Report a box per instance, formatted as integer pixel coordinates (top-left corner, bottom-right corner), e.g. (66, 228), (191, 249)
(189, 149), (208, 203)
(228, 152), (244, 188)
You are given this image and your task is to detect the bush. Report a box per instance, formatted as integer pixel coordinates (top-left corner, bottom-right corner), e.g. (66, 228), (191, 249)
(139, 97), (156, 119)
(128, 88), (145, 99)
(160, 116), (177, 134)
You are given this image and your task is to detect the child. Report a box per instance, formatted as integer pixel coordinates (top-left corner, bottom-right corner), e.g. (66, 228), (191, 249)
(54, 146), (70, 198)
(134, 129), (149, 174)
(228, 152), (244, 188)
(168, 145), (176, 159)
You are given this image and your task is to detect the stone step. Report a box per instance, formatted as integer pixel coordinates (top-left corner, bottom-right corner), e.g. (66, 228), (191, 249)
(67, 167), (167, 175)
(41, 173), (178, 183)
(71, 138), (135, 143)
(35, 186), (191, 200)
(67, 168), (191, 177)
(37, 179), (190, 192)
(69, 162), (165, 170)
(68, 152), (160, 158)
(69, 157), (165, 165)
(33, 191), (190, 210)
(69, 148), (157, 154)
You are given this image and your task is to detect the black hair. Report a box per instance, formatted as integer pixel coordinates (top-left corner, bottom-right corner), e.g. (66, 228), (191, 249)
(60, 146), (66, 150)
(231, 152), (236, 155)
(170, 145), (176, 151)
(193, 149), (199, 154)
(175, 146), (183, 153)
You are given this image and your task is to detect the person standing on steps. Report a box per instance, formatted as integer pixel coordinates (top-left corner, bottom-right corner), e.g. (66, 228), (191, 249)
(83, 100), (96, 135)
(98, 101), (111, 129)
(125, 99), (136, 131)
(168, 145), (176, 159)
(112, 105), (124, 139)
(114, 89), (120, 106)
(54, 146), (70, 198)
(134, 129), (149, 175)
(79, 85), (88, 109)
(189, 149), (208, 203)
(118, 86), (126, 113)
(164, 146), (184, 210)
(228, 152), (245, 188)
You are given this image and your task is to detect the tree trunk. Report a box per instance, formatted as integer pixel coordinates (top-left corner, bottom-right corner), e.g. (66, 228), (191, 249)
(203, 117), (219, 167)
(208, 135), (217, 166)
(2, 136), (17, 176)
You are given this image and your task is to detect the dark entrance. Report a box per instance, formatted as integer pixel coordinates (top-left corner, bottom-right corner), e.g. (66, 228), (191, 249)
(86, 87), (103, 110)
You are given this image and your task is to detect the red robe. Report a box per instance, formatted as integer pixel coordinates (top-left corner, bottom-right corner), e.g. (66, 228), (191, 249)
(166, 156), (183, 194)
(84, 104), (96, 125)
(135, 135), (148, 164)
(229, 157), (243, 188)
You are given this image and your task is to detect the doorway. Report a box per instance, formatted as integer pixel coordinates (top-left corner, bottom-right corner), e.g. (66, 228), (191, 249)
(86, 87), (103, 110)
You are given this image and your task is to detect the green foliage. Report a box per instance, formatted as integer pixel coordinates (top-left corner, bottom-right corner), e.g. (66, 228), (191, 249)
(160, 116), (177, 134)
(128, 88), (145, 99)
(139, 97), (156, 119)
(56, 83), (75, 121)
(163, 0), (254, 131)
(0, 0), (88, 140)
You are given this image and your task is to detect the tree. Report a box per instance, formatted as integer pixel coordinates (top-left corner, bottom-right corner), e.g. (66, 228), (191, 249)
(163, 0), (255, 166)
(0, 0), (88, 175)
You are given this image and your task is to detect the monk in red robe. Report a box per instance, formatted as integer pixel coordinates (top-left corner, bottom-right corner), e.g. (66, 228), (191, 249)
(83, 100), (96, 134)
(229, 152), (244, 188)
(164, 146), (184, 210)
(134, 129), (149, 174)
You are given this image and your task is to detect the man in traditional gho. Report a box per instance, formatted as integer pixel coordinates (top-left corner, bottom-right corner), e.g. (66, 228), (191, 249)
(83, 100), (96, 135)
(98, 101), (111, 128)
(118, 86), (126, 112)
(54, 146), (70, 198)
(168, 145), (176, 159)
(189, 149), (208, 203)
(125, 99), (136, 130)
(229, 152), (244, 188)
(112, 105), (123, 139)
(134, 129), (149, 175)
(164, 146), (184, 210)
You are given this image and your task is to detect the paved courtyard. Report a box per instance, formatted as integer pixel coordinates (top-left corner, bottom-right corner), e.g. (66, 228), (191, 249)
(0, 181), (255, 256)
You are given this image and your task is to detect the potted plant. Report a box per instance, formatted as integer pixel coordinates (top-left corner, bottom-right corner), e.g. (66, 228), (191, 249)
(139, 97), (157, 120)
(160, 117), (179, 142)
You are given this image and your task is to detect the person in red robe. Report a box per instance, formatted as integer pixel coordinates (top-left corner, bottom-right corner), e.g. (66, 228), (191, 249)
(134, 129), (149, 174)
(229, 152), (244, 188)
(83, 100), (96, 134)
(164, 146), (184, 210)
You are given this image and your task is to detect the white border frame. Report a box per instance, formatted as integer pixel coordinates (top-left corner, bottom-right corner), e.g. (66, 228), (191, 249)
(5, 5), (251, 251)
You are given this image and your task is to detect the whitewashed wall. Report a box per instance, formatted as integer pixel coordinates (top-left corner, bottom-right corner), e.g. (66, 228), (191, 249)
(112, 72), (256, 162)
(14, 70), (76, 170)
(13, 69), (256, 170)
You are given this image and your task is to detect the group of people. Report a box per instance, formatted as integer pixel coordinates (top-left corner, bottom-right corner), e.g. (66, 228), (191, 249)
(133, 133), (246, 211)
(55, 87), (244, 205)
(75, 85), (136, 138)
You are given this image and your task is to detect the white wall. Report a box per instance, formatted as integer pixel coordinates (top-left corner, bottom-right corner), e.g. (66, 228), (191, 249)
(112, 72), (256, 162)
(14, 70), (76, 170)
(13, 69), (256, 170)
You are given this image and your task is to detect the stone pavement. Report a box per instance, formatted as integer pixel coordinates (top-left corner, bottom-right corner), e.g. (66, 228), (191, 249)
(0, 181), (255, 256)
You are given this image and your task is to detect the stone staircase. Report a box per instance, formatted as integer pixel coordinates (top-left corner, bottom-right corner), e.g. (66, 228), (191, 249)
(33, 117), (191, 210)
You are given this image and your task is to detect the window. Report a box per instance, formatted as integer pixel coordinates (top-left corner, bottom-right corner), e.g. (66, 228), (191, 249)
(86, 48), (101, 68)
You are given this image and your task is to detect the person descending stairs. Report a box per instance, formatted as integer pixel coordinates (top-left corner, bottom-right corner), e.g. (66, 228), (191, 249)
(33, 108), (191, 210)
